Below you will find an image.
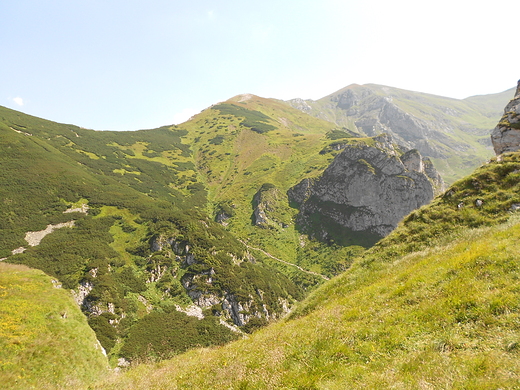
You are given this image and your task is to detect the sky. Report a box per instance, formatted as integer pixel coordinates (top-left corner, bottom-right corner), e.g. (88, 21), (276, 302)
(1, 0), (518, 131)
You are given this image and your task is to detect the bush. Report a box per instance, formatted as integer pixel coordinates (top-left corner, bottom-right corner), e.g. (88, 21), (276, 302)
(212, 104), (276, 134)
(119, 307), (237, 362)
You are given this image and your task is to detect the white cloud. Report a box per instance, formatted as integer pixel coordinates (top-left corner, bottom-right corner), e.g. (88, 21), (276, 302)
(13, 97), (24, 106)
(172, 108), (199, 124)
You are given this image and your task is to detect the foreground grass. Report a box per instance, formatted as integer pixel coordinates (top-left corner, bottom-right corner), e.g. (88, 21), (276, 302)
(0, 263), (108, 389)
(95, 217), (520, 389)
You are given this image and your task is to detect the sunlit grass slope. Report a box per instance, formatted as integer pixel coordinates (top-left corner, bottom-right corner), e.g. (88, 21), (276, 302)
(0, 263), (108, 389)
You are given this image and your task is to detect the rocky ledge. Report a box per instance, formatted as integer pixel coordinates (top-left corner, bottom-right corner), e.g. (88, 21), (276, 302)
(492, 80), (520, 155)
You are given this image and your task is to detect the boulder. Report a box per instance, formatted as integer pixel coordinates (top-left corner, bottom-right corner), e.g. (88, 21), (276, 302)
(491, 80), (520, 155)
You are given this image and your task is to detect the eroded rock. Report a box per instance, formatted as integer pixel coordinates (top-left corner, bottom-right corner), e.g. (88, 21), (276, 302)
(289, 135), (436, 243)
(491, 80), (520, 155)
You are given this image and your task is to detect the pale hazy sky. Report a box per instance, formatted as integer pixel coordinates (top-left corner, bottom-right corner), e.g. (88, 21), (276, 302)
(1, 0), (518, 130)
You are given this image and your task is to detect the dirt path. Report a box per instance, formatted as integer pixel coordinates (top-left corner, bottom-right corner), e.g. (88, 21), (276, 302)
(239, 240), (329, 281)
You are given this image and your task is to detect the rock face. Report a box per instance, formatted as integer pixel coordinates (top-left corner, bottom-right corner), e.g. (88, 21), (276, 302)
(288, 135), (437, 243)
(252, 184), (290, 228)
(289, 85), (457, 159)
(491, 80), (520, 155)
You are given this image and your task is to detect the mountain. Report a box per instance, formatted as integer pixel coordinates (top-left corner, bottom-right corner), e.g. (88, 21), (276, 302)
(1, 82), (516, 387)
(0, 101), (313, 365)
(0, 90), (446, 370)
(286, 84), (515, 184)
(1, 95), (399, 367)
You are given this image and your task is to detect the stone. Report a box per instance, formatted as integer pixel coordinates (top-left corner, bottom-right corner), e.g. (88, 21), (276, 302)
(491, 80), (520, 155)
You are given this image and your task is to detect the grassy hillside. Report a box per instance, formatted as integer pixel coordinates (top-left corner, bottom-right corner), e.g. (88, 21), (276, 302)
(0, 263), (108, 389)
(179, 95), (364, 279)
(95, 152), (520, 389)
(0, 104), (307, 363)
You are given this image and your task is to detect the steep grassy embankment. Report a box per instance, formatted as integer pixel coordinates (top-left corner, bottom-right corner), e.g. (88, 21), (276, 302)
(95, 153), (520, 389)
(0, 263), (108, 390)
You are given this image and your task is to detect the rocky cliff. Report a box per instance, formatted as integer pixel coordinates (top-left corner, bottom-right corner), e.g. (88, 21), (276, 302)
(252, 183), (291, 229)
(288, 134), (437, 245)
(491, 80), (520, 155)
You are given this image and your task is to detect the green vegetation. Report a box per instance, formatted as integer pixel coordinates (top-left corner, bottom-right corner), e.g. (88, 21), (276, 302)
(119, 307), (238, 362)
(212, 103), (277, 134)
(325, 128), (355, 140)
(1, 87), (516, 388)
(0, 101), (309, 365)
(0, 263), (108, 390)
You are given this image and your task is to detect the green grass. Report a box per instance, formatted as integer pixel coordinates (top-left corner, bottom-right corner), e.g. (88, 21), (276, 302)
(0, 263), (108, 389)
(0, 102), (310, 364)
(92, 152), (520, 388)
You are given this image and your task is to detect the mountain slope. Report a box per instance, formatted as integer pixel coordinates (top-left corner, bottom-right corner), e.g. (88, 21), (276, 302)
(1, 84), (513, 382)
(0, 104), (308, 363)
(286, 84), (515, 183)
(2, 95), (383, 365)
(96, 152), (520, 389)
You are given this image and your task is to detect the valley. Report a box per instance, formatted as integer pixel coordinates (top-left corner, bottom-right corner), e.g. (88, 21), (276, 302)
(0, 81), (518, 389)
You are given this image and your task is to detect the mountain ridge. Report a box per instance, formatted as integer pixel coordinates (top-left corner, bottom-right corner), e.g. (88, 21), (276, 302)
(286, 83), (515, 183)
(93, 88), (520, 388)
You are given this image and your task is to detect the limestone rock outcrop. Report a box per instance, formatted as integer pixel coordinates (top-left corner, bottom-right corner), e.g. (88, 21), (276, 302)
(288, 135), (438, 243)
(491, 80), (520, 155)
(252, 184), (290, 228)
